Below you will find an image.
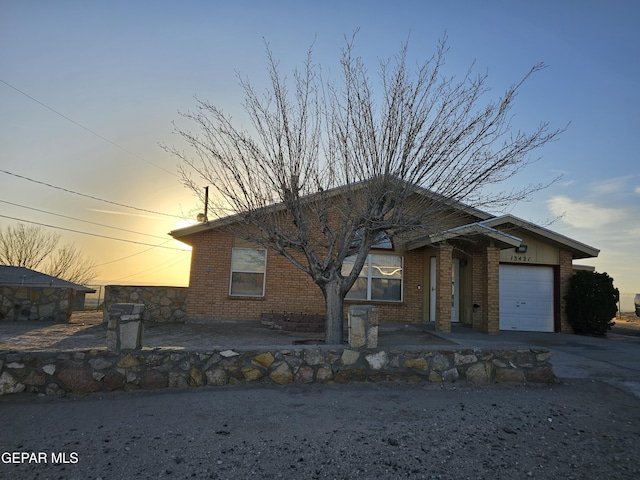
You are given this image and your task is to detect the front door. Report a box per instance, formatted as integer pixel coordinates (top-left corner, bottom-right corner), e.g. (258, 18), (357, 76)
(429, 257), (460, 322)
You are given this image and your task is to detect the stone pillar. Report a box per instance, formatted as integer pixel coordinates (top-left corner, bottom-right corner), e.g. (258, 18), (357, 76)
(348, 305), (379, 348)
(107, 303), (144, 351)
(435, 244), (453, 333)
(482, 246), (500, 335)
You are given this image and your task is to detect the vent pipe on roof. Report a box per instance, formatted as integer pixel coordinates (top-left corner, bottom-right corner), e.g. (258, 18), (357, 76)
(197, 186), (209, 222)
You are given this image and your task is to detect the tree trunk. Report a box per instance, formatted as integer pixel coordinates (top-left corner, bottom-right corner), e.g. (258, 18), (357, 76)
(323, 277), (344, 345)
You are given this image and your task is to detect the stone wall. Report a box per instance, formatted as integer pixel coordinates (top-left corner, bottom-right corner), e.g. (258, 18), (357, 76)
(103, 286), (187, 324)
(0, 345), (554, 396)
(0, 286), (74, 322)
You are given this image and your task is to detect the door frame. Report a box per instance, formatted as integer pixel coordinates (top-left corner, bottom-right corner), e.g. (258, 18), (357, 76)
(429, 257), (460, 323)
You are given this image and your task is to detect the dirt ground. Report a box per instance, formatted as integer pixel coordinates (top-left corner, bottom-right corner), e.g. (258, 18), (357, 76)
(0, 312), (460, 351)
(1, 311), (637, 352)
(0, 311), (456, 351)
(1, 313), (639, 479)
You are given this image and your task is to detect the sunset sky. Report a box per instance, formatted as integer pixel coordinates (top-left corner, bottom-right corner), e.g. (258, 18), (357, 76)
(1, 1), (638, 308)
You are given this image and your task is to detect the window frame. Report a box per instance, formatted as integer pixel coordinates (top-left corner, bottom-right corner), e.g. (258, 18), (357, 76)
(344, 253), (404, 302)
(229, 247), (267, 297)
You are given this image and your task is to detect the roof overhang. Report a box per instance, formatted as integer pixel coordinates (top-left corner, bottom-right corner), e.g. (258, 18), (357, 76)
(406, 222), (522, 250)
(480, 215), (600, 259)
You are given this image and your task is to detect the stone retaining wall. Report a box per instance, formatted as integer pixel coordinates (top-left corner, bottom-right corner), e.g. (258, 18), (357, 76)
(0, 346), (554, 396)
(103, 286), (187, 324)
(0, 286), (74, 322)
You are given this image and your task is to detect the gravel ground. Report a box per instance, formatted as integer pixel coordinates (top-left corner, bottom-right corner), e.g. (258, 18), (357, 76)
(1, 380), (639, 480)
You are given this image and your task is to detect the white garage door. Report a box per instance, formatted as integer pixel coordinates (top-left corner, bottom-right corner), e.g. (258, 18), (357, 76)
(499, 265), (554, 332)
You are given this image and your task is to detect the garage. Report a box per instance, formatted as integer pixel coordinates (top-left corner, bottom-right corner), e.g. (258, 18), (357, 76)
(499, 264), (554, 332)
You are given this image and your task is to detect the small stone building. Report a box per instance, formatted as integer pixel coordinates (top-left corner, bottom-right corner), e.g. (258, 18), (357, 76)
(0, 266), (96, 321)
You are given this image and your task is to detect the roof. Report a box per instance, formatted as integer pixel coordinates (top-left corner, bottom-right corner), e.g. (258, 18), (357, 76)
(479, 215), (600, 259)
(406, 222), (523, 250)
(168, 181), (599, 260)
(0, 266), (96, 293)
(169, 180), (493, 240)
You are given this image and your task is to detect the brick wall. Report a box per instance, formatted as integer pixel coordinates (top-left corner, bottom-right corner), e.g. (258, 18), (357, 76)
(558, 249), (574, 333)
(483, 246), (500, 335)
(184, 229), (424, 324)
(435, 245), (453, 332)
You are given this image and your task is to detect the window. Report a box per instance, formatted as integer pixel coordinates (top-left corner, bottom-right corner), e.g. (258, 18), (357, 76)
(343, 254), (403, 301)
(230, 248), (266, 296)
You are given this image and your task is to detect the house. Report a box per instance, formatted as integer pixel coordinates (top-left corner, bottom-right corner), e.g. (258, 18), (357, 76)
(170, 187), (598, 334)
(0, 266), (96, 319)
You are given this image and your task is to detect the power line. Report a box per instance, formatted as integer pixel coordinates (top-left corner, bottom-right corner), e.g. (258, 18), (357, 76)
(117, 252), (190, 281)
(0, 78), (178, 177)
(94, 241), (186, 267)
(0, 213), (186, 251)
(0, 169), (185, 220)
(0, 199), (169, 240)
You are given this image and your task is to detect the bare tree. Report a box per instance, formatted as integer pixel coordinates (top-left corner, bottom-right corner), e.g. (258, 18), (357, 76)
(168, 35), (562, 344)
(0, 223), (98, 285)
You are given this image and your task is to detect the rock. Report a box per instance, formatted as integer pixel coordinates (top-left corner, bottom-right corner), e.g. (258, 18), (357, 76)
(403, 358), (428, 371)
(316, 365), (333, 382)
(168, 372), (188, 389)
(454, 353), (478, 365)
(269, 363), (293, 385)
(89, 358), (113, 370)
(295, 365), (314, 383)
(432, 354), (450, 371)
(428, 370), (442, 382)
(303, 349), (324, 366)
(42, 364), (56, 375)
(138, 370), (167, 389)
(253, 352), (275, 369)
(58, 369), (100, 394)
(341, 350), (360, 366)
(495, 368), (525, 383)
(117, 354), (141, 368)
(0, 372), (25, 395)
(465, 363), (492, 384)
(536, 351), (552, 362)
(23, 371), (46, 386)
(45, 382), (63, 397)
(206, 368), (229, 386)
(442, 367), (459, 382)
(241, 367), (263, 382)
(365, 351), (388, 370)
(190, 367), (204, 386)
(103, 372), (125, 391)
(220, 350), (239, 358)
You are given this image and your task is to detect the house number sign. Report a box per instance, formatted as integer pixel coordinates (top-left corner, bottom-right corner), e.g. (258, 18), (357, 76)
(509, 255), (531, 263)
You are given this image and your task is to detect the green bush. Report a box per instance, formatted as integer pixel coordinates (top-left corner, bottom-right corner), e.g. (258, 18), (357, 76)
(565, 271), (619, 335)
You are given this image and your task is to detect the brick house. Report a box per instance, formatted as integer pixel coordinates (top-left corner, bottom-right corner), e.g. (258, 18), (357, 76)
(170, 190), (598, 334)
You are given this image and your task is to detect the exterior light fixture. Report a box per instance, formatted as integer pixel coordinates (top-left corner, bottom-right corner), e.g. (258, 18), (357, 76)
(515, 245), (528, 253)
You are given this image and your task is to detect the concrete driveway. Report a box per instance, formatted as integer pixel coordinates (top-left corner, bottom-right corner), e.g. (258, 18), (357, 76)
(428, 323), (640, 397)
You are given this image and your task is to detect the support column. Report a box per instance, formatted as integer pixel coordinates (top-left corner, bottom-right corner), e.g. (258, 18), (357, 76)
(435, 244), (453, 333)
(471, 251), (484, 331)
(483, 246), (500, 335)
(558, 249), (574, 333)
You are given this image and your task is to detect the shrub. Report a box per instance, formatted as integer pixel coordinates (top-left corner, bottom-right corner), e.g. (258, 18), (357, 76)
(565, 271), (619, 335)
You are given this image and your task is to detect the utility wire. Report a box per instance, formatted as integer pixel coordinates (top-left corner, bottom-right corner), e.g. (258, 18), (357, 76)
(0, 214), (187, 251)
(117, 253), (189, 281)
(0, 169), (185, 220)
(0, 78), (178, 177)
(94, 241), (188, 267)
(0, 199), (169, 240)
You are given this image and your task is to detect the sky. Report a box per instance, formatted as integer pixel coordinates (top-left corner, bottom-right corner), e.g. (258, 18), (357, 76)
(1, 1), (638, 308)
